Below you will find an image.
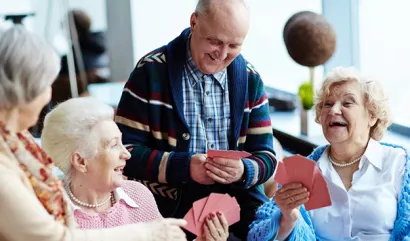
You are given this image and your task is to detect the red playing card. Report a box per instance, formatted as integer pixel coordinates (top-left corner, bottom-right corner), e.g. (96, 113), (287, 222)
(284, 155), (316, 191)
(304, 167), (332, 211)
(223, 202), (241, 226)
(274, 161), (289, 185)
(183, 208), (198, 235)
(207, 150), (251, 159)
(196, 218), (205, 237)
(193, 197), (208, 227)
(210, 194), (234, 215)
(199, 193), (225, 222)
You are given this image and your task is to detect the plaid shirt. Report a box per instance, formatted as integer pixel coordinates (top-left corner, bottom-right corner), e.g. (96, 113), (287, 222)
(182, 41), (231, 154)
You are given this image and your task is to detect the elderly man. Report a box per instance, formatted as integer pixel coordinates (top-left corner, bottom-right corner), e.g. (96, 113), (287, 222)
(115, 0), (277, 239)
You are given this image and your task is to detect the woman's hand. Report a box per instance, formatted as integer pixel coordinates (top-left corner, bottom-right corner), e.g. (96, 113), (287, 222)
(274, 183), (310, 222)
(197, 211), (229, 241)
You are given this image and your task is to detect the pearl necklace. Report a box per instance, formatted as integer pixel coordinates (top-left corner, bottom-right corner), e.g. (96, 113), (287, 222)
(67, 185), (113, 208)
(329, 154), (362, 167)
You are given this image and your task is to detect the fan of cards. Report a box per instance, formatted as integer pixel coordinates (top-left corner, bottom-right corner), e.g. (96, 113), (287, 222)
(274, 154), (332, 211)
(183, 193), (241, 236)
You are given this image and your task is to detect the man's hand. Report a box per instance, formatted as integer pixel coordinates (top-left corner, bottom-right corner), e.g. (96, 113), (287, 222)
(190, 154), (215, 185)
(204, 157), (244, 184)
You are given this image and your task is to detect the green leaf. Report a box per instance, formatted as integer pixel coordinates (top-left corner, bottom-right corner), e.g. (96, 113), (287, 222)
(298, 81), (314, 110)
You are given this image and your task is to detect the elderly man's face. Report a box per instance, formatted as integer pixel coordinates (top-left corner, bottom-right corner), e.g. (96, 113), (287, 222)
(189, 3), (249, 74)
(319, 81), (377, 145)
(85, 120), (131, 191)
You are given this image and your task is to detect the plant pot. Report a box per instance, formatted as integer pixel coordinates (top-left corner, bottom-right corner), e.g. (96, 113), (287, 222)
(300, 108), (308, 135)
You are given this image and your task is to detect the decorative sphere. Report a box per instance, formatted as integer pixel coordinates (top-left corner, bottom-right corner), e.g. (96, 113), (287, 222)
(283, 11), (336, 67)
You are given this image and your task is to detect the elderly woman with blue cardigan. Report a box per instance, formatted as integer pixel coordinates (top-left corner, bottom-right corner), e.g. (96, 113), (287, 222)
(248, 67), (409, 241)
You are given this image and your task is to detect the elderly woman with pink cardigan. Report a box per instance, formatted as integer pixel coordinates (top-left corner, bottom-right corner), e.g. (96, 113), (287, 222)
(42, 97), (229, 241)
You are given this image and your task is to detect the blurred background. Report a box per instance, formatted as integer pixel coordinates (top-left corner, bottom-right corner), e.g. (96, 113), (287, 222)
(1, 0), (409, 152)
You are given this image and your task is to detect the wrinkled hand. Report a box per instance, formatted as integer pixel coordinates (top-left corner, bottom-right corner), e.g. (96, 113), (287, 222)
(190, 154), (215, 185)
(197, 212), (229, 241)
(148, 218), (187, 241)
(274, 183), (310, 222)
(205, 157), (244, 184)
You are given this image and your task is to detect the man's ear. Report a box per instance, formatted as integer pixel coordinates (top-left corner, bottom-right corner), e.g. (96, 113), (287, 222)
(190, 12), (198, 30)
(71, 152), (88, 174)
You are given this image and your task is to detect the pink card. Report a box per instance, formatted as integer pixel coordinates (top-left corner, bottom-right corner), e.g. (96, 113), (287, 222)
(196, 218), (205, 237)
(274, 161), (289, 185)
(210, 194), (234, 214)
(284, 155), (316, 191)
(207, 150), (251, 159)
(193, 197), (208, 226)
(304, 167), (332, 211)
(199, 193), (225, 222)
(183, 193), (242, 237)
(183, 209), (198, 235)
(223, 204), (241, 226)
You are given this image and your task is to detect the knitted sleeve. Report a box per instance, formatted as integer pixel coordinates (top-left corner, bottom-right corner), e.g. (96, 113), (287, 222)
(240, 64), (277, 188)
(247, 201), (318, 241)
(115, 51), (194, 185)
(386, 142), (410, 241)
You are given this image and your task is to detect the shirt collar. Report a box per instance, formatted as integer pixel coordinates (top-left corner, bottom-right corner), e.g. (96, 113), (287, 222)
(185, 36), (227, 88)
(317, 139), (383, 172)
(361, 138), (383, 170)
(66, 187), (139, 211)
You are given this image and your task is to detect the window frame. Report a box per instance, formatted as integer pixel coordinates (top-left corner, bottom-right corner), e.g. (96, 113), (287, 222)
(321, 0), (409, 136)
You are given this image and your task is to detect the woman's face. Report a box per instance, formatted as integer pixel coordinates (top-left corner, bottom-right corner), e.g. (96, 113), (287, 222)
(17, 86), (52, 131)
(84, 120), (131, 192)
(319, 81), (376, 145)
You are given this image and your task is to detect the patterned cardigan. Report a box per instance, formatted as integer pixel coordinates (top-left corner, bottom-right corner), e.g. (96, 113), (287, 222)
(114, 28), (276, 222)
(247, 142), (410, 241)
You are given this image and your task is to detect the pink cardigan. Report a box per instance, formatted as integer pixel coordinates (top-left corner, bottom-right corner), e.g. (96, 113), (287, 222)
(68, 181), (162, 229)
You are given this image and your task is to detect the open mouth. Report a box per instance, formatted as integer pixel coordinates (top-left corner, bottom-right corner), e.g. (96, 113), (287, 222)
(208, 53), (218, 61)
(329, 121), (347, 127)
(114, 166), (124, 173)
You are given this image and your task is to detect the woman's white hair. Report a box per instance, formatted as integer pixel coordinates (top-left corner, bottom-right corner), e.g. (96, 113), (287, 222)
(315, 66), (392, 141)
(0, 26), (60, 109)
(41, 97), (114, 183)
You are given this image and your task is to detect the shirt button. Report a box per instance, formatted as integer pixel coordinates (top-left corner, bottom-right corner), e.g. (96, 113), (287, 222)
(206, 91), (210, 95)
(207, 118), (213, 122)
(182, 133), (190, 140)
(208, 143), (214, 149)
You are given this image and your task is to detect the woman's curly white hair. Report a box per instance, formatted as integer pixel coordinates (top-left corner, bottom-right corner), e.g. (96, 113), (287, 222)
(315, 66), (392, 141)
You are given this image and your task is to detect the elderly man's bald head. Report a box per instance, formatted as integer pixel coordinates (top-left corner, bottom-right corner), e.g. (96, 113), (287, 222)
(190, 0), (250, 74)
(195, 0), (249, 17)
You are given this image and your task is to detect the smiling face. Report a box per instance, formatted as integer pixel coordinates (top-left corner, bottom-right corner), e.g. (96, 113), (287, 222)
(84, 120), (131, 192)
(189, 1), (249, 74)
(319, 81), (377, 145)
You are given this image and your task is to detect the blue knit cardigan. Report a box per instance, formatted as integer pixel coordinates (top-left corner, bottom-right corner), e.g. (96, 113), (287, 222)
(248, 142), (410, 241)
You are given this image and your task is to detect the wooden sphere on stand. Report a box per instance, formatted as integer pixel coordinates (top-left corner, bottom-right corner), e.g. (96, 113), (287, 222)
(283, 11), (336, 67)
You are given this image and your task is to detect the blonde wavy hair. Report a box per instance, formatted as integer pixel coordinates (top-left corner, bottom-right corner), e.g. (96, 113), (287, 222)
(314, 67), (392, 141)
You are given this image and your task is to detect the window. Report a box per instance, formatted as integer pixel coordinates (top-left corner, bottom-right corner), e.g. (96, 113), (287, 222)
(241, 0), (323, 93)
(358, 0), (410, 127)
(131, 0), (323, 92)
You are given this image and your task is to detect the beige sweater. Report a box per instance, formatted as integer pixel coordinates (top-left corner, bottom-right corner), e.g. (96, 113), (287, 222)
(0, 152), (154, 241)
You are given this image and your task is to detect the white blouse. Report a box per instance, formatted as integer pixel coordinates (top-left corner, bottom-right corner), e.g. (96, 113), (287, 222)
(308, 139), (406, 241)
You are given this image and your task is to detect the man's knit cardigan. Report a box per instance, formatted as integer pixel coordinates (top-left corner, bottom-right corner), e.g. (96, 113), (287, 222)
(247, 143), (410, 241)
(114, 28), (276, 232)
